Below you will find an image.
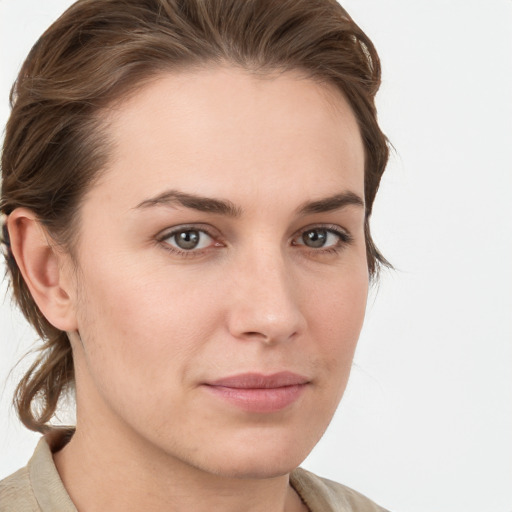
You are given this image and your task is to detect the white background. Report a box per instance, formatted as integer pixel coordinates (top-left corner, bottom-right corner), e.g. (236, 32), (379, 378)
(1, 1), (511, 511)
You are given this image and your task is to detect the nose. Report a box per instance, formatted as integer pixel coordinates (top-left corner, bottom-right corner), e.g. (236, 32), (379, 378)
(226, 250), (306, 345)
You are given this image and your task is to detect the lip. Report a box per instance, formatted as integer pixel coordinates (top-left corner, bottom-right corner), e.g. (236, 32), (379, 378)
(202, 372), (310, 413)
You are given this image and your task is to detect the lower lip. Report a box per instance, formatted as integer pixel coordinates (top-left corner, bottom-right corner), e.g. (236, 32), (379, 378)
(203, 384), (307, 413)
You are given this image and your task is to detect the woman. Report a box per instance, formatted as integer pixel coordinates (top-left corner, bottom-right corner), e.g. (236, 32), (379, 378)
(0, 0), (390, 510)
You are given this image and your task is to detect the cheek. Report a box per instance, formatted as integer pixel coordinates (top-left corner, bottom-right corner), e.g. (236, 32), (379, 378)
(72, 257), (218, 400)
(77, 250), (216, 336)
(304, 260), (368, 377)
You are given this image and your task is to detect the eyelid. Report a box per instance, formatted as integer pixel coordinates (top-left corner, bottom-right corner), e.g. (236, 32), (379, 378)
(157, 223), (224, 255)
(155, 222), (353, 258)
(157, 223), (220, 240)
(291, 223), (353, 248)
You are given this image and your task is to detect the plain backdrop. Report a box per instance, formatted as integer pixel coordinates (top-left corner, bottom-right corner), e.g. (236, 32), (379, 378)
(1, 1), (511, 511)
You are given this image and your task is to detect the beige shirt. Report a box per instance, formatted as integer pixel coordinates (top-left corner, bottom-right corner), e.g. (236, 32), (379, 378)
(0, 432), (389, 512)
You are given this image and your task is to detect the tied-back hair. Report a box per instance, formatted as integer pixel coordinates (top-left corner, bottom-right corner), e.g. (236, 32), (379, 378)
(0, 0), (390, 433)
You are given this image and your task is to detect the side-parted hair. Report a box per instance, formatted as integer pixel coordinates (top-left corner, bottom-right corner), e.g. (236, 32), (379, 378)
(0, 0), (389, 433)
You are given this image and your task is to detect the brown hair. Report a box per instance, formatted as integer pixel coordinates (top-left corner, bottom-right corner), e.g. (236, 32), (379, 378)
(0, 0), (389, 433)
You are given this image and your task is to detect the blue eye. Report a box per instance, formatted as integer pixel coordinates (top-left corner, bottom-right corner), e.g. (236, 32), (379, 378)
(165, 229), (214, 251)
(293, 227), (351, 250)
(302, 228), (330, 248)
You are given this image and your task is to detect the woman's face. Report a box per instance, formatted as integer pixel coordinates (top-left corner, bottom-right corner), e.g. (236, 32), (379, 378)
(66, 67), (368, 477)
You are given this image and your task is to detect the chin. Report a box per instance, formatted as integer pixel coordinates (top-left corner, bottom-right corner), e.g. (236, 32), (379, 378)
(185, 428), (318, 480)
(202, 453), (304, 480)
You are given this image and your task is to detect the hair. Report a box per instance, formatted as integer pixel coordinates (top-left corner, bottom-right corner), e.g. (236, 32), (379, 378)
(0, 0), (390, 433)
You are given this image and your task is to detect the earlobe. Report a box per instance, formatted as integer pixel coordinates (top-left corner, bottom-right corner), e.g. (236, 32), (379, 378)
(7, 208), (78, 332)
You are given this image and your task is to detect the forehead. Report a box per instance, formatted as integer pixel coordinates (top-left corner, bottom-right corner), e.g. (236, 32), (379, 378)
(92, 66), (365, 209)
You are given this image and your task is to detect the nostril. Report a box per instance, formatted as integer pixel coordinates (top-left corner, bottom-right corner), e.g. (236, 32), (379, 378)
(241, 331), (270, 341)
(238, 329), (299, 345)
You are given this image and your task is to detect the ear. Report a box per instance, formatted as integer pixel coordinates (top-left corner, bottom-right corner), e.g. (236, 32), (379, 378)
(7, 208), (79, 332)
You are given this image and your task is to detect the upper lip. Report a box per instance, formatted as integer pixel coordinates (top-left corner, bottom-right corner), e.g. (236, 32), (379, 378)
(205, 372), (309, 389)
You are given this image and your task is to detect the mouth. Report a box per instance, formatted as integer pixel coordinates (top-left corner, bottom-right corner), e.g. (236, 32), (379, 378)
(202, 372), (310, 413)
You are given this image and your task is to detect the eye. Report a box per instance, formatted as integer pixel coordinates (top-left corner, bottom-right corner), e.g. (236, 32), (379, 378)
(162, 228), (215, 251)
(292, 226), (352, 250)
(301, 228), (332, 248)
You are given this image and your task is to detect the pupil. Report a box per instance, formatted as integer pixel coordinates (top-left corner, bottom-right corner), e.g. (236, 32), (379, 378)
(176, 230), (200, 250)
(303, 229), (327, 248)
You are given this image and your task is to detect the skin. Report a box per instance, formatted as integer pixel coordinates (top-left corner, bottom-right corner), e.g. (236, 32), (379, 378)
(9, 67), (368, 512)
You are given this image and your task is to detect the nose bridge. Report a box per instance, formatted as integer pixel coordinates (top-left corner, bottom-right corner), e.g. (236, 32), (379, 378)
(228, 242), (304, 343)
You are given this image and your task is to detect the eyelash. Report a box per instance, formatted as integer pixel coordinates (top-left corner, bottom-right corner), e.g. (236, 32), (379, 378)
(292, 224), (354, 255)
(156, 224), (222, 258)
(156, 224), (353, 258)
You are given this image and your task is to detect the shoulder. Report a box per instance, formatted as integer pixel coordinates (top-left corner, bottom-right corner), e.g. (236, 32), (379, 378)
(0, 466), (39, 512)
(290, 467), (390, 512)
(0, 429), (76, 512)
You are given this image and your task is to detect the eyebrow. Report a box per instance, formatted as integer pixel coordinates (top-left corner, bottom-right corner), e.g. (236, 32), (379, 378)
(134, 190), (242, 217)
(296, 191), (364, 215)
(133, 189), (364, 216)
